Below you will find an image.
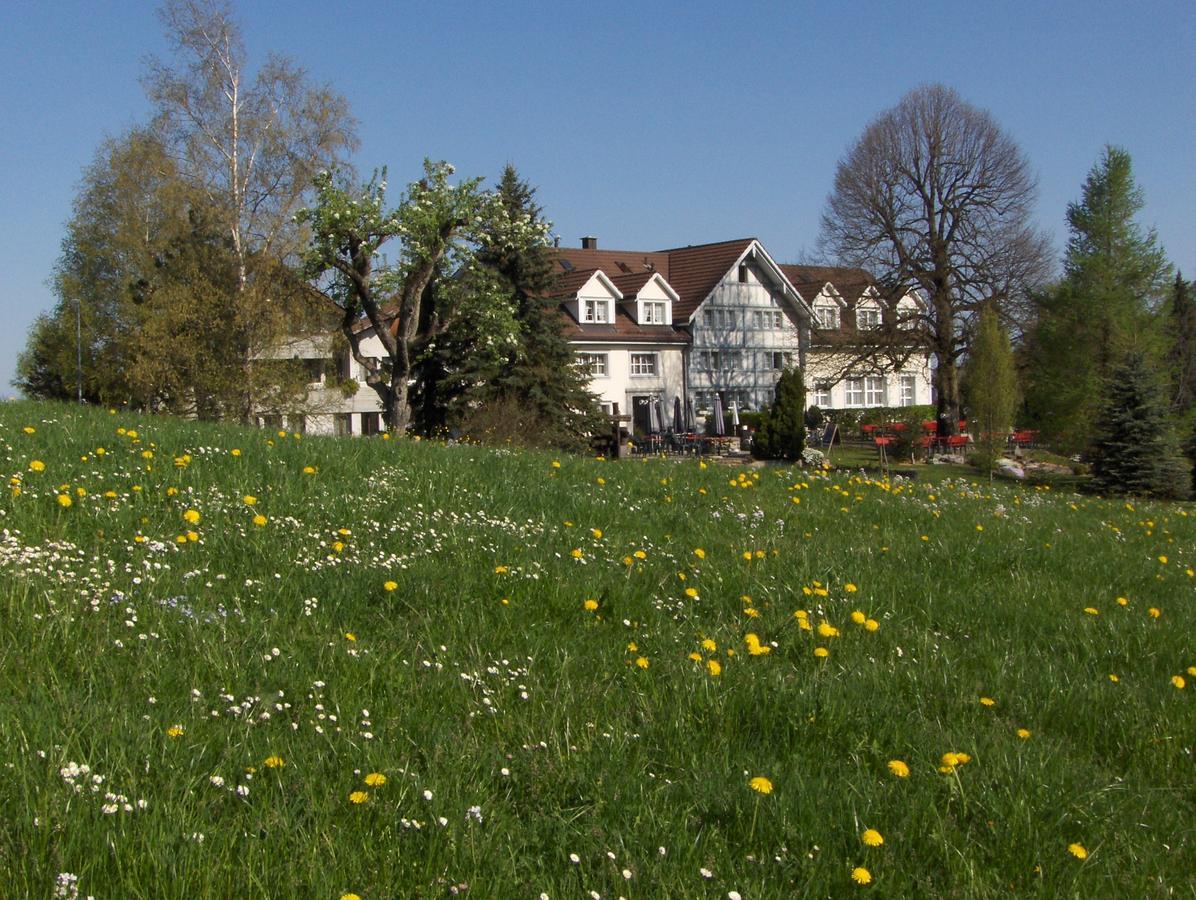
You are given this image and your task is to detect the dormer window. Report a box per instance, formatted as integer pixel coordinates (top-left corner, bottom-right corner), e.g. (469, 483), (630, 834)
(583, 299), (609, 323)
(738, 263), (749, 283)
(857, 307), (882, 330)
(815, 305), (839, 330)
(641, 300), (667, 325)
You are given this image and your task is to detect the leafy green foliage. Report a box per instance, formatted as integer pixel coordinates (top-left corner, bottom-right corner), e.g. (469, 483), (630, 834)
(963, 305), (1019, 474)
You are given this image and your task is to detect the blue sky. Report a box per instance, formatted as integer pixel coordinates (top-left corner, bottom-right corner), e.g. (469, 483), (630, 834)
(2, 0), (1194, 395)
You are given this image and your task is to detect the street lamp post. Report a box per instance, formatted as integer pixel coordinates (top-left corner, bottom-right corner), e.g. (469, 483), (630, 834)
(74, 298), (82, 404)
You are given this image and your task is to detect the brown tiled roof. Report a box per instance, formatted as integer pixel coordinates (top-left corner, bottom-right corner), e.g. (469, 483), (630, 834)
(559, 305), (689, 345)
(607, 270), (657, 298)
(780, 264), (876, 306)
(656, 238), (756, 322)
(551, 238), (757, 323)
(547, 267), (607, 298)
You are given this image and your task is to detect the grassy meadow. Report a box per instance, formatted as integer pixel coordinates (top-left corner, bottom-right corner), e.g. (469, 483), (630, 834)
(1, 400), (1194, 898)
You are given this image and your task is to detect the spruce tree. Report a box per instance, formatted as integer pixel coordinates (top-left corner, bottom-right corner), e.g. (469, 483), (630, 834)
(1090, 353), (1189, 499)
(472, 165), (604, 449)
(1168, 272), (1196, 413)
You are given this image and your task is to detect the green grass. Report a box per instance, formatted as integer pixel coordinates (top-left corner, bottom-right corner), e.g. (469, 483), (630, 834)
(1, 400), (1194, 898)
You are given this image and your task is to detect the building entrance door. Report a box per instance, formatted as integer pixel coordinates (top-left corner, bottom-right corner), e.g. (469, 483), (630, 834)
(631, 396), (652, 436)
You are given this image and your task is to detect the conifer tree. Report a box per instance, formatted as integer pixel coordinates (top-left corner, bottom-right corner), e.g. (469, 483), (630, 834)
(1167, 272), (1196, 414)
(1089, 353), (1188, 499)
(469, 165), (604, 449)
(1023, 147), (1170, 451)
(752, 368), (806, 461)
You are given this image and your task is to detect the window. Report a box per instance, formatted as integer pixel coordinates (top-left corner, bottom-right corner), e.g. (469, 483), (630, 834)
(844, 378), (865, 407)
(770, 351), (792, 371)
(334, 413), (353, 436)
(857, 307), (882, 330)
(865, 376), (886, 406)
(753, 310), (784, 329)
(577, 353), (607, 376)
(630, 353), (657, 376)
(900, 374), (917, 406)
(701, 350), (720, 370)
(703, 308), (735, 328)
(641, 301), (666, 324)
(360, 412), (381, 435)
(300, 359), (326, 384)
(815, 306), (839, 330)
(738, 263), (749, 283)
(813, 382), (833, 407)
(582, 299), (608, 323)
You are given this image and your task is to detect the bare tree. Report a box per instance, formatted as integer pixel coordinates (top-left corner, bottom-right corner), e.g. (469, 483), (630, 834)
(819, 84), (1052, 434)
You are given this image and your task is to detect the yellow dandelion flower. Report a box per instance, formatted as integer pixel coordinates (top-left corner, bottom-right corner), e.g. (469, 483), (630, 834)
(570, 548), (583, 559)
(384, 581), (398, 592)
(1148, 607), (1161, 618)
(979, 697), (996, 707)
(701, 638), (717, 652)
(851, 610), (866, 625)
(748, 776), (773, 795)
(684, 587), (699, 599)
(349, 791), (369, 804)
(551, 460), (561, 468)
(633, 549), (647, 560)
(742, 550), (753, 561)
(263, 755), (285, 768)
(341, 894), (362, 900)
(627, 641), (637, 652)
(344, 632), (356, 641)
(1017, 728), (1031, 739)
(166, 725), (184, 738)
(57, 494), (73, 508)
(861, 828), (884, 847)
(1187, 667), (1196, 677)
(29, 460), (46, 472)
(845, 583), (858, 593)
(817, 622), (840, 638)
(688, 651), (702, 661)
(364, 772), (387, 787)
(231, 448), (241, 456)
(1171, 675), (1186, 689)
(243, 495), (257, 505)
(1068, 843), (1087, 860)
(494, 565), (508, 574)
(1083, 607), (1099, 615)
(183, 509), (201, 525)
(635, 656), (649, 669)
(1116, 596), (1128, 606)
(693, 548), (706, 559)
(22, 426), (35, 434)
(864, 619), (879, 632)
(1108, 674), (1119, 683)
(851, 866), (872, 885)
(706, 659), (722, 677)
(583, 599), (599, 611)
(302, 466), (316, 475)
(887, 760), (909, 778)
(622, 555), (634, 566)
(590, 528), (602, 539)
(252, 514), (268, 527)
(166, 486), (178, 497)
(1158, 555), (1168, 564)
(813, 647), (829, 658)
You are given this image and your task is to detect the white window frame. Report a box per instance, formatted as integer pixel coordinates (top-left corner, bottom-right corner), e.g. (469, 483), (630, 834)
(577, 353), (608, 377)
(815, 305), (839, 329)
(641, 301), (666, 325)
(864, 376), (886, 406)
(844, 377), (865, 407)
(813, 382), (833, 407)
(629, 353), (657, 376)
(583, 299), (609, 324)
(900, 374), (917, 406)
(857, 307), (882, 330)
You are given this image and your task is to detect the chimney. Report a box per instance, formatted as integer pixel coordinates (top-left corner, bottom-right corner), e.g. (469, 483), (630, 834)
(581, 236), (597, 250)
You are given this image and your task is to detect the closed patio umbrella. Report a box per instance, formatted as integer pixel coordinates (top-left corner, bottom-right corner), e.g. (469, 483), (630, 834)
(712, 394), (725, 436)
(731, 400), (740, 428)
(685, 396), (695, 432)
(648, 398), (661, 434)
(673, 396), (683, 433)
